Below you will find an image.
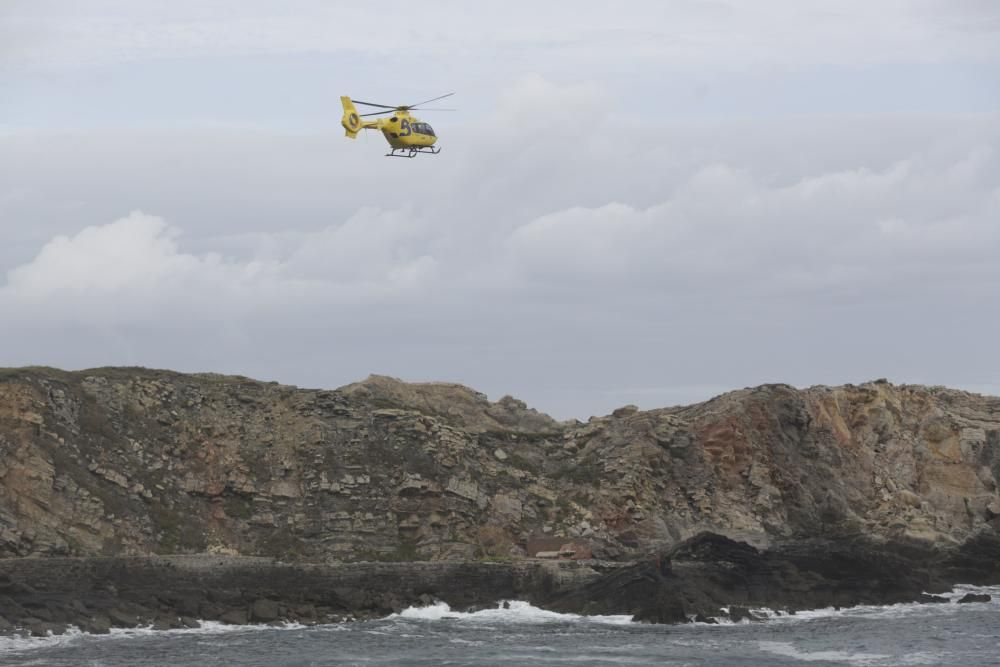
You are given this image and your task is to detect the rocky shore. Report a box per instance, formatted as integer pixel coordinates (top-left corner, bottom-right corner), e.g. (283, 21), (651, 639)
(546, 531), (1000, 622)
(0, 531), (996, 637)
(1, 367), (999, 636)
(0, 554), (608, 637)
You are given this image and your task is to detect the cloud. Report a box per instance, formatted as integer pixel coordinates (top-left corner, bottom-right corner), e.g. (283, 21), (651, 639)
(1, 74), (998, 417)
(5, 122), (997, 319)
(0, 207), (442, 325)
(6, 211), (251, 296)
(499, 152), (1000, 298)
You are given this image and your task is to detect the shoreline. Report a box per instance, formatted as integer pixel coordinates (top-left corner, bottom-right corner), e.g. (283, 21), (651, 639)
(1, 532), (997, 638)
(2, 583), (998, 643)
(0, 555), (607, 637)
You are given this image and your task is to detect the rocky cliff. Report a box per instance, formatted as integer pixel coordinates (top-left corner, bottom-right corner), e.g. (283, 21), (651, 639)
(1, 368), (999, 562)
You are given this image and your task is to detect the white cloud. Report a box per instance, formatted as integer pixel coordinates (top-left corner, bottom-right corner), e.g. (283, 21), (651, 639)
(5, 211), (256, 297)
(1, 73), (999, 417)
(5, 118), (997, 322)
(0, 207), (441, 325)
(499, 151), (1000, 297)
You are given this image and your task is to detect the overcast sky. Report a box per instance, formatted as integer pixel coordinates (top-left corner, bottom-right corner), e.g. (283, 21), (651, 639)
(2, 1), (999, 419)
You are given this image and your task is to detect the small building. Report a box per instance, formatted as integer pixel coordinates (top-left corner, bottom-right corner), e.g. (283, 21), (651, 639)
(526, 536), (593, 560)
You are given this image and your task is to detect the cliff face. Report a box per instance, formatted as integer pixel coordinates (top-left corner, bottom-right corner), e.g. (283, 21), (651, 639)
(1, 368), (998, 561)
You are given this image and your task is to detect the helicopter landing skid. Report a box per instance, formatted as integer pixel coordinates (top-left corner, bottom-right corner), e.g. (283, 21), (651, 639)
(386, 146), (441, 158)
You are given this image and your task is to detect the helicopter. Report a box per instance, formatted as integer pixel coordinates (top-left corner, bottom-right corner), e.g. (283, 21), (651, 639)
(340, 93), (453, 158)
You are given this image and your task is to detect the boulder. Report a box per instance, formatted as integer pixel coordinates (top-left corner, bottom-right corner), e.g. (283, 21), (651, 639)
(108, 608), (139, 628)
(634, 595), (688, 624)
(219, 609), (248, 625)
(82, 615), (111, 634)
(957, 593), (991, 604)
(29, 621), (63, 637)
(152, 615), (180, 630)
(250, 599), (280, 623)
(728, 606), (760, 623)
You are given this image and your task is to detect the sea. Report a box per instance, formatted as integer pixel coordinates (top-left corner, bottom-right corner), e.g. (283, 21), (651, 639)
(2, 585), (997, 666)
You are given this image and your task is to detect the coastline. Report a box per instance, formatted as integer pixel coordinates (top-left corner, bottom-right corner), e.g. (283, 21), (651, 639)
(0, 554), (605, 636)
(1, 531), (997, 638)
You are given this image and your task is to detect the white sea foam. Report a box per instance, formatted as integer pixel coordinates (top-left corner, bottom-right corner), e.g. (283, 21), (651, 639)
(0, 627), (89, 655)
(733, 583), (1000, 626)
(394, 600), (635, 625)
(0, 619), (307, 655)
(758, 641), (890, 664)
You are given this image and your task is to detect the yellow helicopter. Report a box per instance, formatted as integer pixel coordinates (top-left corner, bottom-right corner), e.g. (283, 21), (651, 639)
(340, 93), (453, 158)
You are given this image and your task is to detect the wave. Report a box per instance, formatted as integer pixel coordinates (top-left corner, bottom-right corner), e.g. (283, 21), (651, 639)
(2, 583), (994, 654)
(393, 600), (635, 625)
(757, 641), (890, 664)
(697, 584), (1000, 626)
(0, 620), (311, 656)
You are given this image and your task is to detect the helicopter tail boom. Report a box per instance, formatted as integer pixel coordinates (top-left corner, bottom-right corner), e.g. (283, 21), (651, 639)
(340, 96), (364, 139)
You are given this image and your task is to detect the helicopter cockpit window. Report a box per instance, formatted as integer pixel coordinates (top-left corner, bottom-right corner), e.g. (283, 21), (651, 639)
(423, 124), (436, 137)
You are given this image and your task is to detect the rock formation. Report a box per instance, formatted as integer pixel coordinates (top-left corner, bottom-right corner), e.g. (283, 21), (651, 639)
(2, 367), (1000, 633)
(543, 531), (1000, 622)
(2, 368), (999, 563)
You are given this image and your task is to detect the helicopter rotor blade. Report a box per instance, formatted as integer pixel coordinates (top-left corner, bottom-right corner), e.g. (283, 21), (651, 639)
(352, 99), (397, 109)
(409, 107), (457, 111)
(406, 92), (455, 108)
(359, 110), (393, 117)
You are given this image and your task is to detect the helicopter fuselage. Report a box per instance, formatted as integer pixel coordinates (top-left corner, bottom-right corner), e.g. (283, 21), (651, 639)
(376, 111), (436, 149)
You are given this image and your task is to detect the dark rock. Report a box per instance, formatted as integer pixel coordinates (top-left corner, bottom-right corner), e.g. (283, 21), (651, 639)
(152, 615), (180, 630)
(180, 616), (201, 628)
(220, 609), (248, 625)
(957, 593), (991, 604)
(0, 594), (26, 617)
(694, 614), (718, 624)
(0, 581), (36, 597)
(21, 617), (44, 635)
(24, 605), (53, 621)
(728, 607), (758, 623)
(108, 608), (139, 628)
(172, 594), (202, 618)
(634, 595), (688, 624)
(540, 532), (983, 625)
(83, 615), (111, 634)
(251, 599), (280, 623)
(291, 604), (316, 620)
(917, 594), (949, 604)
(29, 621), (61, 638)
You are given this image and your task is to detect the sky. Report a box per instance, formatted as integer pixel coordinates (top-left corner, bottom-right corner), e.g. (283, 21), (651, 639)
(2, 0), (999, 419)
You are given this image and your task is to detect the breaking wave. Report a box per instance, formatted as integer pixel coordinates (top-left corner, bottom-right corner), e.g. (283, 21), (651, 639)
(394, 600), (635, 625)
(0, 620), (309, 657)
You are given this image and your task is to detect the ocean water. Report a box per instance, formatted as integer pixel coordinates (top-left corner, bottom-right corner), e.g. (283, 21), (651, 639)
(2, 585), (998, 666)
